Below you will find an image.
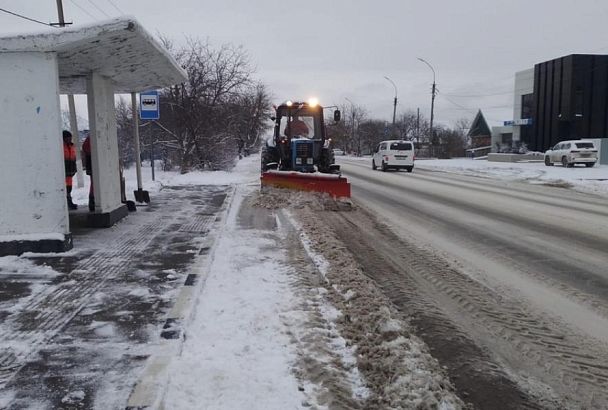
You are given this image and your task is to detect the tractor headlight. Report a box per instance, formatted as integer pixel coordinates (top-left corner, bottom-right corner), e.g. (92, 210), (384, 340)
(308, 97), (319, 107)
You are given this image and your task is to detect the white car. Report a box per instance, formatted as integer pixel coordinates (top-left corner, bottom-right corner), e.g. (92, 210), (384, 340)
(332, 148), (345, 156)
(372, 140), (415, 172)
(544, 140), (598, 167)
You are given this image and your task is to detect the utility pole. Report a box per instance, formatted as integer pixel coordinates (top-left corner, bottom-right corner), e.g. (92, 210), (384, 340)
(430, 82), (436, 144)
(416, 107), (420, 144)
(53, 0), (72, 27)
(383, 76), (398, 134)
(418, 58), (437, 154)
(345, 97), (358, 156)
(55, 0), (65, 26)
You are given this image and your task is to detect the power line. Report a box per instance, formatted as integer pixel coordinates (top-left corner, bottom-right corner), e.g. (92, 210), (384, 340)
(443, 90), (514, 98)
(438, 93), (506, 123)
(105, 0), (124, 14)
(68, 0), (98, 20)
(86, 0), (111, 18)
(0, 6), (58, 28)
(439, 94), (478, 114)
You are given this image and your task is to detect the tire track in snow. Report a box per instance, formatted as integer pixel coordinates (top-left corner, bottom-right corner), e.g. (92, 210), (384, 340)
(320, 206), (608, 409)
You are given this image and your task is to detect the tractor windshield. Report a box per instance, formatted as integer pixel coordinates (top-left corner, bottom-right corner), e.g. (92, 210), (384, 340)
(278, 106), (322, 139)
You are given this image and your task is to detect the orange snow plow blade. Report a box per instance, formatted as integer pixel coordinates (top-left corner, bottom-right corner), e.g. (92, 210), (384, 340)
(261, 171), (351, 198)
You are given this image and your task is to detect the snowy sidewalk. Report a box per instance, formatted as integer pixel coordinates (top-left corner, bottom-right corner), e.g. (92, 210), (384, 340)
(163, 184), (313, 409)
(0, 161), (244, 409)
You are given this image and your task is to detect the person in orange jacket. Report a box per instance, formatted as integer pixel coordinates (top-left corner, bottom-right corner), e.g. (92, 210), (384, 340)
(63, 130), (78, 210)
(82, 134), (95, 212)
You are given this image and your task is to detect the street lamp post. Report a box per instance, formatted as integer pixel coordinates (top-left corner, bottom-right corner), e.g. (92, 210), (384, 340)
(345, 97), (359, 156)
(417, 58), (437, 151)
(383, 76), (398, 133)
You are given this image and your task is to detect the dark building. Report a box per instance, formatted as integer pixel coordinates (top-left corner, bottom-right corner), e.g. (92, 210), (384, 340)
(527, 54), (608, 152)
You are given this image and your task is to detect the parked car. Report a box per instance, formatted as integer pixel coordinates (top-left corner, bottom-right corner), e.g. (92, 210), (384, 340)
(544, 140), (598, 167)
(372, 140), (415, 172)
(332, 148), (345, 156)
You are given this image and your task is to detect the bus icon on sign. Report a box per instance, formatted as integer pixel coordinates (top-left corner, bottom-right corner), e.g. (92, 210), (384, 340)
(142, 98), (157, 107)
(140, 91), (159, 120)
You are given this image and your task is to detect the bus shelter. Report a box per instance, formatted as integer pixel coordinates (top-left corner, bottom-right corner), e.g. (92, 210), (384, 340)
(0, 17), (187, 256)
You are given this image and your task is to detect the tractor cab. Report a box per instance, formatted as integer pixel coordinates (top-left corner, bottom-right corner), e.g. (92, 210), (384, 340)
(273, 101), (326, 172)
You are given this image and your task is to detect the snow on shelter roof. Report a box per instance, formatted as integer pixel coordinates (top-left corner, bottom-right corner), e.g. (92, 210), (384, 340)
(0, 17), (187, 94)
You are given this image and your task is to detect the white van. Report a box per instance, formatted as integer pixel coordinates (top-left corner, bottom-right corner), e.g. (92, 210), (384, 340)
(372, 140), (415, 172)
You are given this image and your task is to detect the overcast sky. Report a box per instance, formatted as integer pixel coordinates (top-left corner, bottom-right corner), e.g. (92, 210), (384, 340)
(2, 0), (608, 128)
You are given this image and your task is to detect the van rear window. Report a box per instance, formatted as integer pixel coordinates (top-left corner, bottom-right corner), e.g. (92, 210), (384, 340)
(390, 142), (412, 151)
(575, 142), (594, 149)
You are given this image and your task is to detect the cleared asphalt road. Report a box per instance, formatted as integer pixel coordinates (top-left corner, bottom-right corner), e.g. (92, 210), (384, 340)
(335, 157), (608, 408)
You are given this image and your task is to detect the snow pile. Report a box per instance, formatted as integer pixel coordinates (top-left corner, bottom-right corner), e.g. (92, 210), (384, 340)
(280, 215), (371, 407)
(416, 158), (608, 197)
(0, 256), (60, 278)
(155, 155), (260, 187)
(252, 187), (353, 212)
(252, 189), (464, 409)
(294, 206), (464, 409)
(61, 390), (86, 405)
(0, 257), (61, 317)
(71, 155), (260, 206)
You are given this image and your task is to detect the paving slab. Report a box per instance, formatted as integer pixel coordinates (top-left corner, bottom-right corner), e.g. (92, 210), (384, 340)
(0, 184), (229, 409)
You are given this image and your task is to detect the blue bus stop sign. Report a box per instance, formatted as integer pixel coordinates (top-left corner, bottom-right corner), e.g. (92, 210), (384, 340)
(140, 91), (159, 120)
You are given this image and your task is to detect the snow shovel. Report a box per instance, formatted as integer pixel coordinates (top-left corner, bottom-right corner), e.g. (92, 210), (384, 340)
(134, 188), (150, 204)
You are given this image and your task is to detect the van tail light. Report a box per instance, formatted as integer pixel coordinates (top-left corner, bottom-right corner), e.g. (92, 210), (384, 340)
(383, 156), (389, 161)
(413, 154), (416, 161)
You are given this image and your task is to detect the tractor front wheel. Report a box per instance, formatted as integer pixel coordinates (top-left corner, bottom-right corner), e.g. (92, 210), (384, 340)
(318, 147), (335, 173)
(261, 145), (279, 172)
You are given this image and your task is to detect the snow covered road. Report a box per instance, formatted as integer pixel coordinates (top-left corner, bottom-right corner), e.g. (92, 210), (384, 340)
(335, 157), (608, 408)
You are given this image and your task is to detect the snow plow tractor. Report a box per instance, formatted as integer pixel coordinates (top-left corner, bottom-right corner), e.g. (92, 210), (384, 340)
(260, 100), (351, 198)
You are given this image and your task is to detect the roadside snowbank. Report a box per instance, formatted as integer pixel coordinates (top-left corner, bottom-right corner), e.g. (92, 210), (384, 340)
(71, 155), (260, 206)
(252, 188), (464, 409)
(417, 158), (608, 197)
